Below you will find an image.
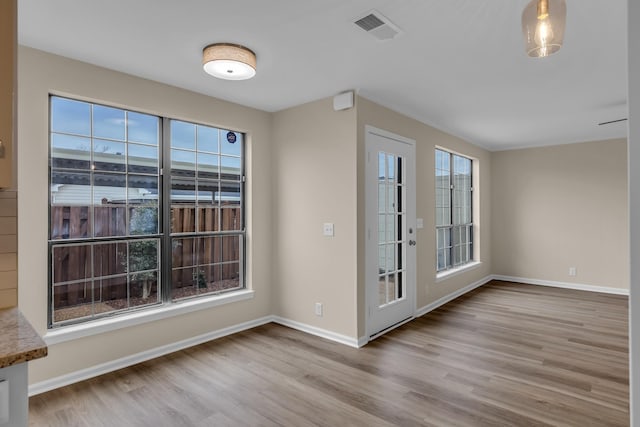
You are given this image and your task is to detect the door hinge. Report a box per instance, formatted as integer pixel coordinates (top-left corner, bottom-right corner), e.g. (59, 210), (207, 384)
(242, 175), (246, 182)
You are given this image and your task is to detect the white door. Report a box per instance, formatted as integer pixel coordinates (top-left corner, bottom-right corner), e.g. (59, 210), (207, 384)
(365, 126), (416, 339)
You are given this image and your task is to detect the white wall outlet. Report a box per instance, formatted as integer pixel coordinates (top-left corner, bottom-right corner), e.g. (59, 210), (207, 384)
(323, 223), (334, 237)
(315, 302), (323, 316)
(569, 267), (577, 277)
(416, 218), (424, 229)
(0, 379), (8, 424)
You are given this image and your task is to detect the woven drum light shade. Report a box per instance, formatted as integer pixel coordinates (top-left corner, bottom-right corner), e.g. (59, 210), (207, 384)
(202, 43), (257, 80)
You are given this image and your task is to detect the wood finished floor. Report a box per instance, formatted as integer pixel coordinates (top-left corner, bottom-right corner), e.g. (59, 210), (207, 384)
(29, 281), (629, 426)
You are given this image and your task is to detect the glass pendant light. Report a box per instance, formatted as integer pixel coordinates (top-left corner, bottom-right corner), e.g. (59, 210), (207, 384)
(522, 0), (566, 58)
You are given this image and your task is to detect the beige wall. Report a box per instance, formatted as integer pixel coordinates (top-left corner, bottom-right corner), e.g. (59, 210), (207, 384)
(272, 98), (358, 338)
(356, 97), (492, 337)
(491, 139), (629, 290)
(18, 47), (274, 383)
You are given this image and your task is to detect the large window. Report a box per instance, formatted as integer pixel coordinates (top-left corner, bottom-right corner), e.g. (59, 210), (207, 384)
(49, 96), (244, 327)
(435, 149), (472, 272)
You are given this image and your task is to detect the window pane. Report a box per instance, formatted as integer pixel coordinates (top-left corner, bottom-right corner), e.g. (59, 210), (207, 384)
(50, 170), (91, 240)
(386, 214), (395, 242)
(378, 245), (386, 274)
(52, 280), (92, 323)
(378, 182), (385, 213)
(129, 239), (159, 272)
(386, 244), (395, 272)
(51, 134), (91, 170)
(93, 139), (126, 172)
(171, 179), (196, 233)
(437, 249), (447, 271)
(93, 173), (127, 237)
(93, 104), (125, 141)
(378, 152), (386, 179)
(198, 206), (219, 232)
(52, 244), (91, 283)
(198, 125), (219, 153)
(221, 235), (240, 262)
(197, 180), (219, 205)
(130, 271), (159, 306)
(127, 112), (159, 145)
(220, 156), (241, 181)
(128, 143), (158, 174)
(387, 154), (395, 183)
(171, 149), (196, 177)
(171, 121), (196, 150)
(94, 276), (128, 315)
(220, 182), (241, 231)
(197, 153), (219, 179)
(387, 184), (395, 212)
(130, 204), (159, 236)
(378, 275), (387, 306)
(51, 97), (91, 136)
(93, 241), (127, 277)
(221, 130), (241, 156)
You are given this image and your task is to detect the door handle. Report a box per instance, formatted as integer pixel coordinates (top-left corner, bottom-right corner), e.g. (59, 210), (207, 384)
(409, 240), (416, 246)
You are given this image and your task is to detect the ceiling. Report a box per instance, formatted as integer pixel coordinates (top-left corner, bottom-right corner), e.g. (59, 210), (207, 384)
(18, 0), (628, 151)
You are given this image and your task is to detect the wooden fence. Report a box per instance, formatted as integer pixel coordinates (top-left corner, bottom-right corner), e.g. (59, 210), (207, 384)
(51, 204), (241, 309)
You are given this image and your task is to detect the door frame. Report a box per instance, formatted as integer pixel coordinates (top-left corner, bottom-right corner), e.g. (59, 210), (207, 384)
(364, 125), (417, 340)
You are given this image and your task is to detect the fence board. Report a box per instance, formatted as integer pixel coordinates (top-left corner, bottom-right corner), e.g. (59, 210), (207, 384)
(51, 205), (241, 308)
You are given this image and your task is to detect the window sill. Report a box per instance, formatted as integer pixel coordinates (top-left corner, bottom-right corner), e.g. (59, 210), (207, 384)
(435, 261), (482, 283)
(44, 289), (255, 346)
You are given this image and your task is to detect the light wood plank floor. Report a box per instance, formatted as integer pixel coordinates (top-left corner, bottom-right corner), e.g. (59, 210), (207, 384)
(29, 281), (629, 426)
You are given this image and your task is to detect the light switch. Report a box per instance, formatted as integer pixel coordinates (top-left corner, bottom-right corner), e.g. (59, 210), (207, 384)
(323, 223), (334, 237)
(417, 218), (424, 229)
(0, 379), (8, 424)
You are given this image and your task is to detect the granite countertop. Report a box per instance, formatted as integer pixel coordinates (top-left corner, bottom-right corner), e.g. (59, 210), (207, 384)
(0, 307), (47, 368)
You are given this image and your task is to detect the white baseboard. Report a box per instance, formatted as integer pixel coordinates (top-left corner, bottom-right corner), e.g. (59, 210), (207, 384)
(271, 316), (361, 348)
(491, 275), (629, 296)
(415, 275), (493, 317)
(28, 315), (273, 396)
(33, 273), (623, 396)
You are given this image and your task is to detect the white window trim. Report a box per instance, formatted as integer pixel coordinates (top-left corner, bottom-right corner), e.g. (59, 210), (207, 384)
(43, 289), (254, 346)
(435, 261), (482, 283)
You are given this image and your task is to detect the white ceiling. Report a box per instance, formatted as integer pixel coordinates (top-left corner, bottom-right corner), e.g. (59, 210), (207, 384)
(18, 0), (628, 151)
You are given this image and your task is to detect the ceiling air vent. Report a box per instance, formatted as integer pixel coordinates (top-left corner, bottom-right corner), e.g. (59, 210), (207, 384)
(354, 10), (401, 41)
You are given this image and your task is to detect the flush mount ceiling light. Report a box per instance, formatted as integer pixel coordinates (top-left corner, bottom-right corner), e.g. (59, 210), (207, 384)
(522, 0), (566, 58)
(202, 43), (256, 80)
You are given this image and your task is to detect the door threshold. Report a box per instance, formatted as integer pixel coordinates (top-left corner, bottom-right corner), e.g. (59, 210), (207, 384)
(369, 316), (414, 341)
